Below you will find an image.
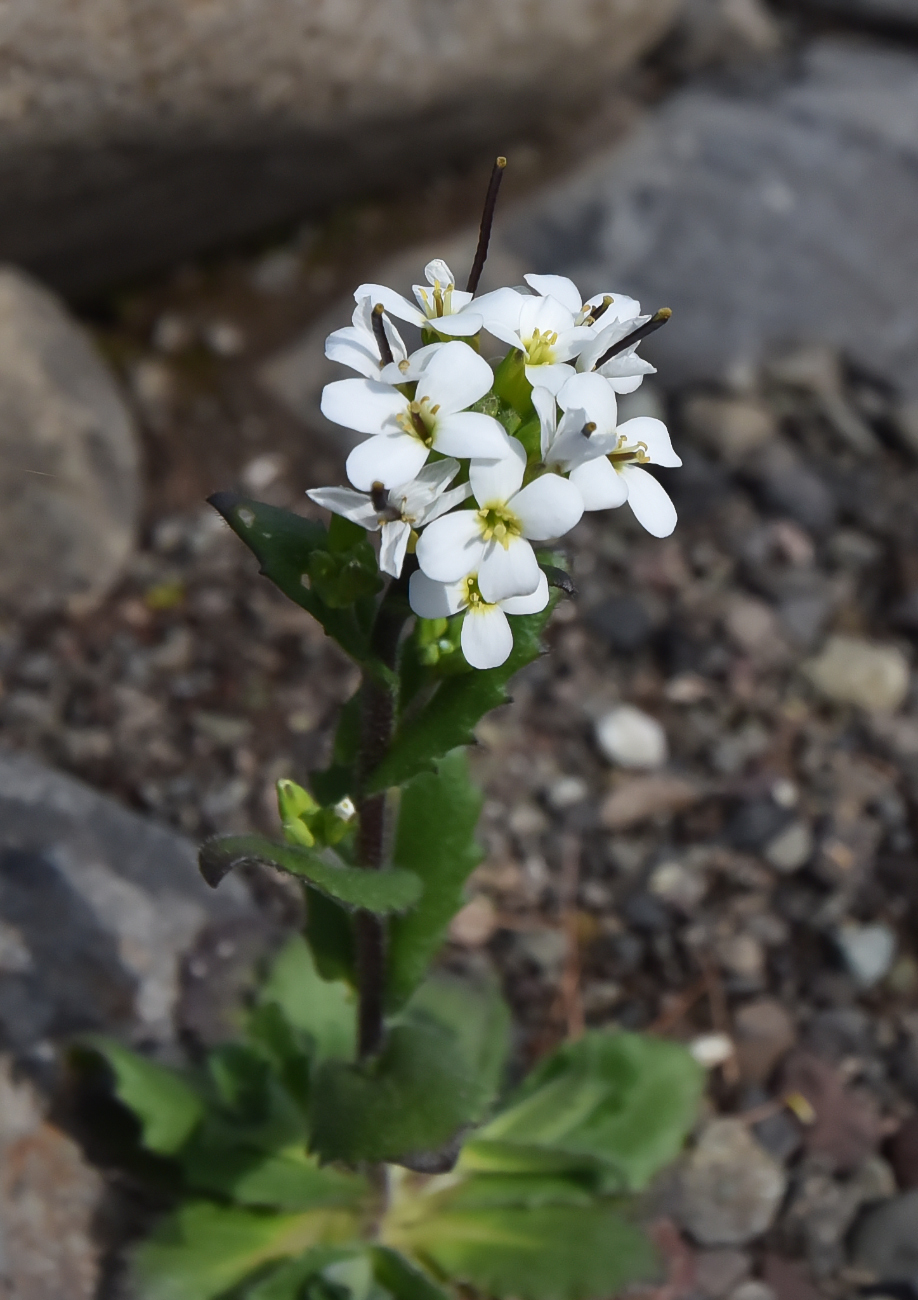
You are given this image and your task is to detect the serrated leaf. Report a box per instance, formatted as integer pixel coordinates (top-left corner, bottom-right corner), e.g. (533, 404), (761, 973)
(259, 935), (357, 1064)
(310, 976), (507, 1166)
(132, 1202), (363, 1300)
(392, 1201), (656, 1300)
(245, 1247), (366, 1300)
(368, 602), (555, 793)
(208, 492), (379, 667)
(462, 1032), (703, 1193)
(181, 1141), (368, 1212)
(370, 1248), (450, 1300)
(86, 1038), (204, 1156)
(199, 835), (422, 915)
(387, 751), (483, 1008)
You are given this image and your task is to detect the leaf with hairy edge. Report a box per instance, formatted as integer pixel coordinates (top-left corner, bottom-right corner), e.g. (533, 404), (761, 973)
(258, 935), (357, 1064)
(310, 978), (507, 1165)
(390, 1201), (656, 1300)
(462, 1032), (704, 1193)
(387, 751), (483, 1008)
(370, 1247), (451, 1300)
(131, 1201), (363, 1300)
(208, 493), (381, 668)
(85, 1039), (204, 1156)
(198, 835), (422, 914)
(368, 601), (556, 794)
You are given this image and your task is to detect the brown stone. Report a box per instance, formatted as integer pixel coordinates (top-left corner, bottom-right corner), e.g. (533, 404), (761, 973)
(734, 999), (797, 1085)
(600, 776), (704, 831)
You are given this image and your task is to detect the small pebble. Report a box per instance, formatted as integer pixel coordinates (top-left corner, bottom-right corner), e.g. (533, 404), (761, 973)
(764, 820), (813, 873)
(204, 319), (245, 356)
(448, 896), (497, 947)
(546, 775), (589, 810)
(835, 922), (896, 989)
(803, 635), (910, 713)
(595, 705), (668, 769)
(690, 1033), (736, 1069)
(678, 1119), (786, 1246)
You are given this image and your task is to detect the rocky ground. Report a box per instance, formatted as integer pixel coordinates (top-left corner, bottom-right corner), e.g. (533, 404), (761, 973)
(5, 5), (918, 1299)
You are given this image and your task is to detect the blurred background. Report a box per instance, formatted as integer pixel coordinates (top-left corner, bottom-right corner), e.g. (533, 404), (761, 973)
(4, 1), (918, 1296)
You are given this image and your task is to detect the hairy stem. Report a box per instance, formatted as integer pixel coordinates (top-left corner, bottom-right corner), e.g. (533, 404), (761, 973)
(355, 567), (413, 1058)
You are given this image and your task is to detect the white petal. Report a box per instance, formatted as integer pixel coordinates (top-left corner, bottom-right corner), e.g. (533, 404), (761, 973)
(379, 520), (412, 577)
(321, 379), (406, 435)
(524, 273), (583, 316)
(346, 433), (429, 492)
(621, 464), (678, 538)
(619, 417), (681, 467)
(420, 481), (474, 525)
(433, 412), (510, 460)
(415, 510), (486, 583)
(520, 294), (576, 339)
(417, 340), (494, 415)
(484, 320), (523, 352)
(325, 328), (380, 379)
(524, 362), (574, 395)
(352, 297), (408, 364)
(474, 288), (524, 334)
(478, 536), (540, 603)
(551, 326), (597, 362)
(380, 342), (443, 386)
(531, 386), (558, 460)
(354, 282), (425, 328)
(425, 259), (455, 287)
(586, 292), (642, 324)
(578, 315), (649, 372)
(511, 472), (583, 540)
(306, 486), (380, 530)
(430, 313), (483, 337)
(469, 437), (526, 507)
(409, 570), (467, 619)
(461, 604), (513, 670)
(557, 371), (618, 434)
(397, 456), (461, 508)
(604, 371), (648, 394)
(569, 457), (627, 511)
(500, 569), (550, 615)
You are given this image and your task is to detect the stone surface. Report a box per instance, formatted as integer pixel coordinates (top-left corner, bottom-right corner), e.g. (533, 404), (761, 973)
(492, 39), (918, 399)
(834, 922), (896, 989)
(595, 705), (669, 769)
(763, 821), (814, 874)
(803, 0), (918, 29)
(0, 0), (677, 293)
(600, 775), (703, 830)
(0, 746), (249, 1053)
(733, 999), (796, 1085)
(694, 1248), (752, 1299)
(677, 1119), (787, 1246)
(0, 267), (140, 616)
(781, 1051), (882, 1173)
(803, 636), (910, 713)
(852, 1190), (918, 1284)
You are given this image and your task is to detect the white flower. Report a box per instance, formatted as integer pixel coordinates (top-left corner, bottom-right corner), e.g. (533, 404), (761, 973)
(325, 296), (408, 379)
(416, 437), (583, 602)
(481, 279), (593, 395)
(555, 371), (682, 538)
(531, 383), (598, 473)
(354, 259), (521, 339)
(320, 340), (510, 491)
(307, 458), (471, 578)
(409, 568), (549, 670)
(576, 312), (658, 394)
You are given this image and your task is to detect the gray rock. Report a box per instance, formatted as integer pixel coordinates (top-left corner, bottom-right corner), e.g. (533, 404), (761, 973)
(835, 922), (897, 989)
(803, 636), (910, 713)
(784, 1155), (896, 1278)
(0, 746), (248, 1053)
(694, 1248), (752, 1299)
(677, 1118), (787, 1246)
(0, 0), (677, 293)
(852, 1189), (918, 1285)
(764, 820), (814, 874)
(0, 267), (140, 616)
(493, 39), (918, 399)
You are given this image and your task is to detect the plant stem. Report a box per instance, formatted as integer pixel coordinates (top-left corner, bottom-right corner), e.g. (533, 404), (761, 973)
(355, 569), (412, 1058)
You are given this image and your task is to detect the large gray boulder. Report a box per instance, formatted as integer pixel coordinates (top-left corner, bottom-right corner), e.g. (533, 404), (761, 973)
(0, 267), (140, 616)
(0, 0), (677, 294)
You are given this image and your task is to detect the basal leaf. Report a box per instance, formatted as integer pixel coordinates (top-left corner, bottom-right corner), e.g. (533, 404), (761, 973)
(463, 1032), (703, 1193)
(370, 1247), (450, 1300)
(258, 935), (357, 1064)
(181, 1141), (368, 1212)
(310, 976), (508, 1166)
(199, 835), (422, 914)
(393, 1201), (656, 1300)
(132, 1201), (362, 1300)
(367, 601), (556, 794)
(208, 492), (378, 666)
(86, 1038), (204, 1156)
(245, 1247), (366, 1300)
(387, 751), (483, 1008)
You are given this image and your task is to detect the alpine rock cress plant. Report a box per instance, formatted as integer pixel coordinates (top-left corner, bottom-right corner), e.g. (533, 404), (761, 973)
(84, 159), (703, 1300)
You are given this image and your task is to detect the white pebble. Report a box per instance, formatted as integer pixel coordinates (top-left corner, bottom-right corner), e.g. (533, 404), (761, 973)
(595, 705), (668, 769)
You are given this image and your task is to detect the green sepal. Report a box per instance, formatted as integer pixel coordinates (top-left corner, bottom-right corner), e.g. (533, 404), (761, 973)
(208, 492), (380, 667)
(514, 415), (542, 462)
(492, 349), (534, 419)
(198, 835), (422, 915)
(368, 598), (556, 793)
(310, 976), (508, 1165)
(82, 1038), (204, 1156)
(386, 750), (483, 1008)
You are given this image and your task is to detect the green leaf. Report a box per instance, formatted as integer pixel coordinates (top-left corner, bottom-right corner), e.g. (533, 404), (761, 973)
(391, 1201), (656, 1300)
(245, 1247), (366, 1300)
(181, 1141), (368, 1212)
(85, 1038), (204, 1156)
(310, 976), (507, 1165)
(208, 493), (378, 666)
(370, 1248), (450, 1300)
(441, 1173), (597, 1210)
(199, 835), (422, 915)
(368, 602), (555, 793)
(259, 935), (357, 1064)
(312, 690), (362, 806)
(132, 1201), (363, 1300)
(387, 751), (483, 1008)
(305, 889), (357, 986)
(462, 1031), (703, 1193)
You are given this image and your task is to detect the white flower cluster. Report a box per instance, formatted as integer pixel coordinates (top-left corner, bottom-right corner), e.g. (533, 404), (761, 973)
(308, 260), (681, 670)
